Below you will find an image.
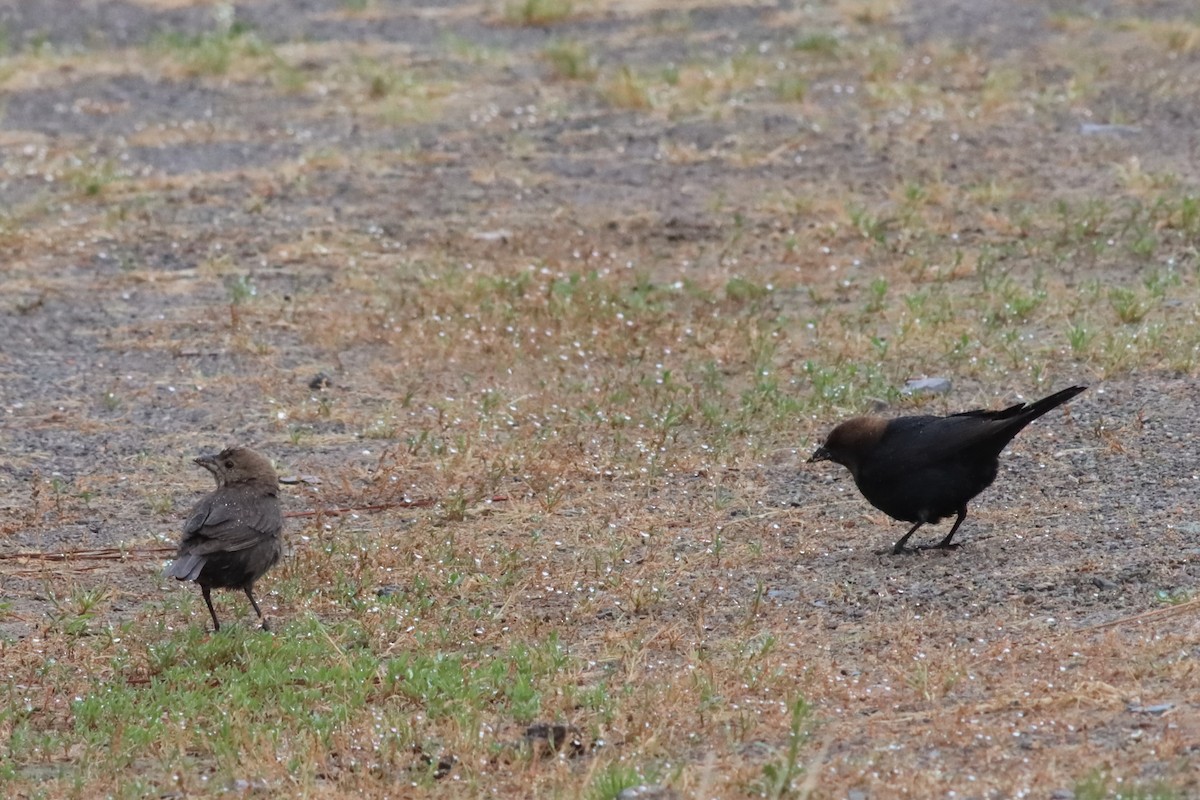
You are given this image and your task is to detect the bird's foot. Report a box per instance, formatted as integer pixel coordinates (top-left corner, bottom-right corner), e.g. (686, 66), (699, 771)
(260, 618), (272, 632)
(918, 542), (961, 552)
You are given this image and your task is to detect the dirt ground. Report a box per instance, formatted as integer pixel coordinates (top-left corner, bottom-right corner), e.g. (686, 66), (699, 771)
(1, 0), (1199, 798)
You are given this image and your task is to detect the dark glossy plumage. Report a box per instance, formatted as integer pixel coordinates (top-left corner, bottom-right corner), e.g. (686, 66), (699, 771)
(165, 447), (283, 631)
(809, 386), (1086, 553)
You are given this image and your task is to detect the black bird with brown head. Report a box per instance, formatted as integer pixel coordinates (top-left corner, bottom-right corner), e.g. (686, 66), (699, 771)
(165, 447), (283, 631)
(809, 386), (1086, 553)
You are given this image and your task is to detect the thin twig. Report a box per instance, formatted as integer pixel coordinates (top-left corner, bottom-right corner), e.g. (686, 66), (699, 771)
(0, 547), (174, 562)
(0, 496), (512, 563)
(283, 495), (508, 518)
(1079, 597), (1200, 632)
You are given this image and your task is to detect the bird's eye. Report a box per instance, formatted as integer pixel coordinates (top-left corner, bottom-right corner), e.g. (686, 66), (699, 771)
(224, 460), (234, 469)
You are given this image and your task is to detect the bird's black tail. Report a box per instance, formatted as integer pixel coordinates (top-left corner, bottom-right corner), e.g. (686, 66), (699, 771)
(164, 554), (206, 582)
(955, 385), (1086, 427)
(953, 384), (1086, 453)
(1019, 385), (1087, 423)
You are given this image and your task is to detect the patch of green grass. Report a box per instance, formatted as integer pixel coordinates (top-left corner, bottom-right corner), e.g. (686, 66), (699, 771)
(754, 696), (812, 799)
(602, 65), (652, 109)
(798, 358), (894, 413)
(984, 275), (1046, 326)
(70, 621), (380, 770)
(1073, 770), (1182, 800)
(1108, 287), (1152, 324)
(64, 158), (119, 198)
(544, 40), (596, 81)
(774, 75), (808, 103)
(152, 20), (268, 77)
(1067, 320), (1095, 356)
(793, 31), (840, 56)
(46, 586), (110, 637)
(588, 762), (656, 800)
(225, 274), (257, 305)
(505, 0), (574, 26)
(327, 58), (450, 123)
(390, 634), (566, 724)
(847, 202), (891, 244)
(863, 276), (889, 314)
(725, 276), (770, 303)
(5, 617), (575, 793)
(101, 390), (122, 412)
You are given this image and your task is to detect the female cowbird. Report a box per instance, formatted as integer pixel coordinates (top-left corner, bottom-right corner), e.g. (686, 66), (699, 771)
(809, 386), (1086, 554)
(165, 447), (283, 631)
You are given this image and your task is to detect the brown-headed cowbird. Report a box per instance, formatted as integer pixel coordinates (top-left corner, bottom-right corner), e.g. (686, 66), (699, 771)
(165, 447), (283, 631)
(809, 386), (1086, 553)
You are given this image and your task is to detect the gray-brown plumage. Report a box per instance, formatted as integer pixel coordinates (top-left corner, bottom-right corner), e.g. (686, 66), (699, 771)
(809, 386), (1086, 554)
(165, 447), (283, 631)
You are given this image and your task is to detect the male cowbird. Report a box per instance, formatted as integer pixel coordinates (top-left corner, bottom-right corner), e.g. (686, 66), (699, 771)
(165, 447), (283, 631)
(809, 386), (1086, 554)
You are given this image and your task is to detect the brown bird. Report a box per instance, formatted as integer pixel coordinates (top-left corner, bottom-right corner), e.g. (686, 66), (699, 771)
(165, 447), (283, 631)
(809, 386), (1086, 553)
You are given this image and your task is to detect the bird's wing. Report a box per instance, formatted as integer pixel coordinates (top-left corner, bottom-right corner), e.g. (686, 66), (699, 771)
(183, 496), (214, 536)
(950, 403), (1027, 423)
(874, 415), (1009, 468)
(179, 489), (282, 553)
(185, 519), (275, 553)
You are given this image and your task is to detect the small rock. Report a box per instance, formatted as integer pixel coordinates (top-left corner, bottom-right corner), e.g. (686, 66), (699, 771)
(1091, 576), (1119, 591)
(1049, 790), (1074, 800)
(1128, 702), (1174, 715)
(408, 744), (456, 779)
(278, 474), (322, 486)
(472, 229), (512, 242)
(309, 372), (333, 390)
(901, 377), (952, 395)
(420, 753), (456, 780)
(376, 584), (404, 598)
(1079, 123), (1141, 136)
(848, 791), (870, 800)
(434, 756), (455, 779)
(230, 778), (271, 792)
(617, 785), (680, 800)
(738, 740), (774, 758)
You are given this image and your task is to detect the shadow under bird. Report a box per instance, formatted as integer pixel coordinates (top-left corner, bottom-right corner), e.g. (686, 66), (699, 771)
(809, 386), (1086, 554)
(165, 447), (283, 631)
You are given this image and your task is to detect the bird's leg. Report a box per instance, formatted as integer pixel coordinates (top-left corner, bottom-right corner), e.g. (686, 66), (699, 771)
(201, 585), (221, 632)
(245, 587), (270, 632)
(891, 521), (925, 554)
(929, 508), (968, 550)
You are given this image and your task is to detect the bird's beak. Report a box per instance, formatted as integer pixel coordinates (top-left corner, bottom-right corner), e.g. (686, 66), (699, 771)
(807, 446), (831, 464)
(194, 454), (219, 472)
